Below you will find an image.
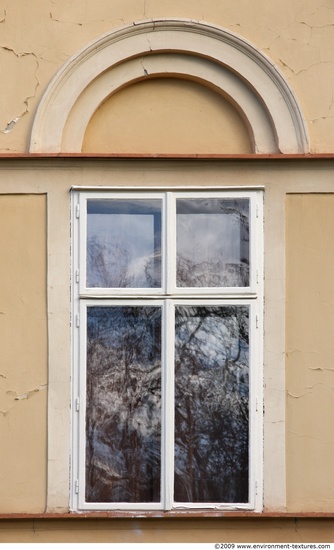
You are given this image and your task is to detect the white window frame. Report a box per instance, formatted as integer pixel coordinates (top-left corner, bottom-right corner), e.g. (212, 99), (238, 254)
(71, 187), (264, 512)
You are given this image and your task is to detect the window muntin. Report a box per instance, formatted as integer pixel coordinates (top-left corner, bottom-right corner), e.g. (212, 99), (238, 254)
(73, 190), (263, 512)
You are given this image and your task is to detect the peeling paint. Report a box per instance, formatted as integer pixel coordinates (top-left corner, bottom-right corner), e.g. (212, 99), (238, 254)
(287, 391), (313, 399)
(0, 46), (40, 135)
(0, 385), (47, 416)
(14, 384), (47, 401)
(1, 117), (21, 134)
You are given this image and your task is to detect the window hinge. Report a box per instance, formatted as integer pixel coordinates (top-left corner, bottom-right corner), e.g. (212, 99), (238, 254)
(255, 481), (258, 495)
(256, 203), (259, 218)
(75, 397), (80, 412)
(256, 269), (259, 284)
(256, 315), (259, 329)
(76, 313), (80, 327)
(256, 397), (258, 412)
(76, 204), (80, 218)
(75, 269), (80, 283)
(75, 480), (79, 494)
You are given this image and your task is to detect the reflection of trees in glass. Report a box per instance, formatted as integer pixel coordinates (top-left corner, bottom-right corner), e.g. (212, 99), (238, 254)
(87, 236), (161, 288)
(86, 199), (162, 289)
(177, 256), (249, 288)
(87, 236), (131, 288)
(174, 305), (249, 503)
(177, 199), (250, 287)
(86, 306), (161, 503)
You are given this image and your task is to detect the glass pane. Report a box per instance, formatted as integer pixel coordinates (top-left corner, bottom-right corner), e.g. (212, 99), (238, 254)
(86, 306), (161, 503)
(176, 198), (249, 287)
(87, 199), (162, 288)
(174, 305), (249, 503)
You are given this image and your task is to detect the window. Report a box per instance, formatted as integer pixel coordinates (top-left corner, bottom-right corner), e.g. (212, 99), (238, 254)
(71, 189), (263, 512)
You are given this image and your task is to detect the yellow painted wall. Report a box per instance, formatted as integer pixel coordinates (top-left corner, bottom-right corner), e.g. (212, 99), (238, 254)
(0, 163), (334, 537)
(0, 0), (334, 541)
(286, 194), (334, 512)
(82, 79), (252, 154)
(1, 518), (334, 543)
(0, 194), (47, 513)
(0, 0), (334, 153)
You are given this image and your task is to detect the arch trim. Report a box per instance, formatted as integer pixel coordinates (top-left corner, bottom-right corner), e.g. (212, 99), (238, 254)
(29, 19), (309, 154)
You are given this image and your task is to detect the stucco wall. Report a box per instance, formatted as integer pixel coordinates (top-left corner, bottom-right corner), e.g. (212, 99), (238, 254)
(0, 194), (47, 513)
(82, 79), (252, 154)
(1, 0), (334, 540)
(0, 0), (333, 153)
(286, 194), (334, 512)
(1, 518), (334, 543)
(0, 160), (333, 520)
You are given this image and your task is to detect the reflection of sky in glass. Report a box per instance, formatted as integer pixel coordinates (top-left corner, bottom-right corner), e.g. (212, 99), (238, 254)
(176, 199), (249, 287)
(87, 199), (161, 288)
(178, 213), (240, 263)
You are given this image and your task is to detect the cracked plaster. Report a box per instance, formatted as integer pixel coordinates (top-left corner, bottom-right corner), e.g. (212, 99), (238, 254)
(1, 0), (334, 525)
(0, 195), (47, 513)
(0, 46), (40, 149)
(0, 0), (332, 151)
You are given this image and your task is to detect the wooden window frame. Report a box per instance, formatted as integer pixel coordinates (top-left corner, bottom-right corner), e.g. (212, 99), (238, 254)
(71, 188), (264, 512)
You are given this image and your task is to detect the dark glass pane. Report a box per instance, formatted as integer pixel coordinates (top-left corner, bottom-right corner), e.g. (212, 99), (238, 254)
(87, 199), (162, 288)
(176, 199), (249, 287)
(86, 306), (161, 503)
(174, 305), (249, 503)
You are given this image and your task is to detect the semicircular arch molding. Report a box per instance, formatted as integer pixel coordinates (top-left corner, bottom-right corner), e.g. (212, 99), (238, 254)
(29, 19), (309, 154)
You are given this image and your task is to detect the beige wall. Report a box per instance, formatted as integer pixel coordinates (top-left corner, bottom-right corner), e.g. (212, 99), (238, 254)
(0, 162), (334, 537)
(82, 79), (252, 154)
(1, 0), (334, 153)
(0, 160), (333, 519)
(286, 194), (334, 512)
(1, 0), (334, 539)
(1, 518), (334, 543)
(0, 194), (47, 513)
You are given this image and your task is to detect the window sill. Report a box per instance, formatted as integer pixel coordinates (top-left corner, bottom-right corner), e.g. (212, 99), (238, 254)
(1, 511), (334, 520)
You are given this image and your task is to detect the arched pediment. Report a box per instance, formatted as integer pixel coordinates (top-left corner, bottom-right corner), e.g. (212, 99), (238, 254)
(29, 19), (309, 154)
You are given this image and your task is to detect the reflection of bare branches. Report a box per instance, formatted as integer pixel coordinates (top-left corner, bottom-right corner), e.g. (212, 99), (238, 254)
(87, 236), (131, 287)
(218, 201), (249, 236)
(174, 305), (249, 503)
(86, 306), (161, 503)
(87, 237), (161, 288)
(177, 257), (249, 288)
(87, 304), (249, 504)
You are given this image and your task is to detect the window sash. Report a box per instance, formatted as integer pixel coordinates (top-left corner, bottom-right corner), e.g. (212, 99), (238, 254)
(75, 298), (260, 511)
(78, 191), (259, 297)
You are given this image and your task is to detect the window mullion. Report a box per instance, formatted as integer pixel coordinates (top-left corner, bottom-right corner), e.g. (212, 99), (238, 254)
(163, 298), (175, 510)
(166, 192), (175, 295)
